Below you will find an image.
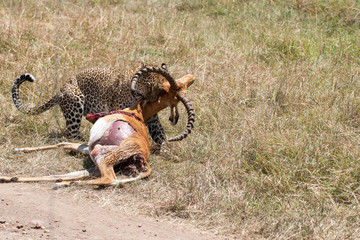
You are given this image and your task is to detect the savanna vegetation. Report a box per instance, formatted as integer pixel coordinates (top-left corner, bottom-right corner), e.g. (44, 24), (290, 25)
(0, 0), (359, 239)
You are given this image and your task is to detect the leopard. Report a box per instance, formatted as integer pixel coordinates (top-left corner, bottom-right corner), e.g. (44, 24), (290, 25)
(11, 64), (171, 145)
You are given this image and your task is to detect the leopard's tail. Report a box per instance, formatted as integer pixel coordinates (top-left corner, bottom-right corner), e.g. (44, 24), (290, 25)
(12, 73), (60, 115)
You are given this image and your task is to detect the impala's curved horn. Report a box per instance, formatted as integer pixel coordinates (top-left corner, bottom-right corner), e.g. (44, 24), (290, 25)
(168, 93), (195, 142)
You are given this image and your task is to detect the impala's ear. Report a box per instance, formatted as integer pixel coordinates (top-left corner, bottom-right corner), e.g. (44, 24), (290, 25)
(169, 105), (179, 125)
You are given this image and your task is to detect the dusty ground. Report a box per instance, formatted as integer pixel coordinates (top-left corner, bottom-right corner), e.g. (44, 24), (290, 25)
(0, 183), (219, 240)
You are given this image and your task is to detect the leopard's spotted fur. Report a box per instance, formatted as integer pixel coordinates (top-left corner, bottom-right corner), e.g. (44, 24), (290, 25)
(11, 65), (169, 145)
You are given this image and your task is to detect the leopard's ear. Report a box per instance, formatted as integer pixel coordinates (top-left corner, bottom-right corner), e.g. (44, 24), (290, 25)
(161, 63), (167, 70)
(130, 64), (178, 99)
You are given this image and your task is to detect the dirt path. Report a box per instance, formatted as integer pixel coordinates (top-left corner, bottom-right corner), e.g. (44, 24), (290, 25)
(0, 183), (218, 240)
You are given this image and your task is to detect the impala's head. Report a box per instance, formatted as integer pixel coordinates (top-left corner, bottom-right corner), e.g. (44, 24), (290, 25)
(130, 64), (195, 142)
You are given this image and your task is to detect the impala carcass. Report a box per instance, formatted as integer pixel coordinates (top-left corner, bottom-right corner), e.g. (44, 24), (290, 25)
(1, 66), (195, 187)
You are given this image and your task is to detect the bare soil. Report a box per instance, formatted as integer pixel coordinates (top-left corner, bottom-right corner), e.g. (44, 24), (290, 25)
(0, 183), (219, 240)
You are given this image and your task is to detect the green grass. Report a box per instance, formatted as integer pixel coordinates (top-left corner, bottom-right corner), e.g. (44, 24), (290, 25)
(0, 0), (360, 239)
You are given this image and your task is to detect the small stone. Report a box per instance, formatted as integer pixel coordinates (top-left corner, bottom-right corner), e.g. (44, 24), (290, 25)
(44, 229), (50, 233)
(30, 220), (44, 229)
(138, 224), (142, 228)
(0, 220), (6, 224)
(16, 224), (24, 229)
(82, 229), (86, 232)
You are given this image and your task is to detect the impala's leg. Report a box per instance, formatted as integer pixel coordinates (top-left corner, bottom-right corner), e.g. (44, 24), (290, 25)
(0, 167), (99, 183)
(52, 160), (151, 189)
(110, 175), (141, 185)
(53, 165), (150, 189)
(52, 175), (141, 189)
(52, 164), (117, 189)
(87, 163), (117, 185)
(61, 143), (89, 154)
(13, 142), (89, 155)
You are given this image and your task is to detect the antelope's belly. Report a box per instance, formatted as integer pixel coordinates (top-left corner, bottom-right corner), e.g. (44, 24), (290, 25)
(89, 120), (136, 164)
(89, 118), (136, 152)
(97, 120), (135, 146)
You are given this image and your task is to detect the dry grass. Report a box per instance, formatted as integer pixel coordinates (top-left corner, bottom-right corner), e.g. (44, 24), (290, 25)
(1, 0), (360, 239)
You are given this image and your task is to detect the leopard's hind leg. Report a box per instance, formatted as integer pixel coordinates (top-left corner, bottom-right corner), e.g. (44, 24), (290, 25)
(59, 90), (85, 139)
